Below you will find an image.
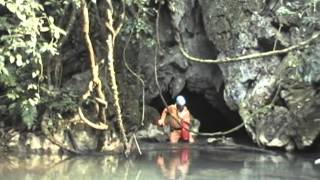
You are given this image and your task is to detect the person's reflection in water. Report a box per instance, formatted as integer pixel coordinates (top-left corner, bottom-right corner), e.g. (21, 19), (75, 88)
(156, 146), (191, 180)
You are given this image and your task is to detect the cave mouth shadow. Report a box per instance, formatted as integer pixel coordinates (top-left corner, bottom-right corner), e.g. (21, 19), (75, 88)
(149, 89), (249, 139)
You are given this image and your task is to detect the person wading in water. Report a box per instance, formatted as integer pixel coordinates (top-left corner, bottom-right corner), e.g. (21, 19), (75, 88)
(157, 95), (195, 143)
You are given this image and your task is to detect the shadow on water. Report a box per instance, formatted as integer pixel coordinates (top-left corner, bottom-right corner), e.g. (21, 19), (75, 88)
(1, 141), (320, 180)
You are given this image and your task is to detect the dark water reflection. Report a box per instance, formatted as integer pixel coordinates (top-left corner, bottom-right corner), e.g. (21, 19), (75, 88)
(1, 142), (320, 180)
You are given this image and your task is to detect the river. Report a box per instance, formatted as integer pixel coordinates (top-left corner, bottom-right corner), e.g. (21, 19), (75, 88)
(0, 140), (319, 180)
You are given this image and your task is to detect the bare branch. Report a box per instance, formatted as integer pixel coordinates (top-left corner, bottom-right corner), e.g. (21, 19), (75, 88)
(133, 134), (142, 155)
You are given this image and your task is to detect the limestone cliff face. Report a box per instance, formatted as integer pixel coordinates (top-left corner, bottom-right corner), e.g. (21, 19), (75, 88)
(131, 0), (320, 150)
(199, 0), (320, 150)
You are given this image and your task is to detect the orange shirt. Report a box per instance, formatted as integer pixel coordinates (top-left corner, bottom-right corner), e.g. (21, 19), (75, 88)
(160, 104), (191, 129)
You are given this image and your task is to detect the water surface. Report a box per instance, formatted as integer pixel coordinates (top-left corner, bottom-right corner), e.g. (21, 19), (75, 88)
(1, 142), (320, 180)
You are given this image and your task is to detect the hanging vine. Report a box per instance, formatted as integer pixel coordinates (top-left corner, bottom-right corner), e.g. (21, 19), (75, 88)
(78, 0), (109, 130)
(105, 0), (129, 156)
(178, 32), (320, 64)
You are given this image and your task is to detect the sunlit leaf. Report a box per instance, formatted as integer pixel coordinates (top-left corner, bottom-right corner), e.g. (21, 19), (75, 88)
(16, 53), (22, 62)
(6, 3), (18, 13)
(32, 70), (40, 78)
(28, 98), (38, 106)
(48, 16), (55, 24)
(16, 57), (23, 67)
(7, 92), (19, 100)
(16, 12), (26, 21)
(9, 56), (15, 64)
(27, 84), (38, 90)
(0, 55), (5, 63)
(40, 26), (50, 32)
(1, 68), (9, 76)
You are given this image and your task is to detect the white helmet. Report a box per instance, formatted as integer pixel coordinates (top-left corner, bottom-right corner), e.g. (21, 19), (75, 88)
(176, 95), (186, 106)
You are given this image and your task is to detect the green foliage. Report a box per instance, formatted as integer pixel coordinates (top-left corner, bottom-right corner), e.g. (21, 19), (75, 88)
(0, 0), (162, 130)
(0, 0), (67, 128)
(122, 0), (156, 47)
(21, 100), (38, 129)
(276, 0), (320, 27)
(44, 88), (78, 113)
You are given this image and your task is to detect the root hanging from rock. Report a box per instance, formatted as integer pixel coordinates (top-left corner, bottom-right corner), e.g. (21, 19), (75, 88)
(178, 32), (320, 64)
(105, 0), (129, 156)
(78, 0), (109, 130)
(122, 22), (146, 127)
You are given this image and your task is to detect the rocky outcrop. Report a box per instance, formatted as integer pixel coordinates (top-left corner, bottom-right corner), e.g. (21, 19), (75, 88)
(131, 0), (320, 150)
(1, 130), (61, 154)
(197, 0), (320, 150)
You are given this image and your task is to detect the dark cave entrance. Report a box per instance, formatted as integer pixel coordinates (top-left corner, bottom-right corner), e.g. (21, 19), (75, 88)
(179, 89), (231, 133)
(150, 88), (248, 138)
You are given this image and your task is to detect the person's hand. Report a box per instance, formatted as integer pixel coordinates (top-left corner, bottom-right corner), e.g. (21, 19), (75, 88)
(158, 118), (165, 126)
(189, 135), (195, 144)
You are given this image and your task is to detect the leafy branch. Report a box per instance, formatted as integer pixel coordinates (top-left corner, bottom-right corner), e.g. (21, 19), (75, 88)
(0, 0), (66, 128)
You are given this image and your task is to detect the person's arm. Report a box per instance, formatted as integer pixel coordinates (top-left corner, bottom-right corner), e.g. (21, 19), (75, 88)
(183, 108), (191, 124)
(157, 156), (168, 173)
(158, 107), (168, 126)
(185, 109), (195, 143)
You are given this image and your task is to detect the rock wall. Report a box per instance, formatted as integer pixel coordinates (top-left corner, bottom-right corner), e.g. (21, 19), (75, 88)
(133, 0), (320, 150)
